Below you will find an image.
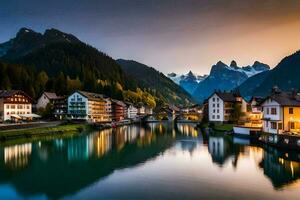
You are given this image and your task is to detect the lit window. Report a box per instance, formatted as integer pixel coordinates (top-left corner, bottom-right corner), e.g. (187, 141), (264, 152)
(271, 122), (277, 129)
(291, 122), (295, 129)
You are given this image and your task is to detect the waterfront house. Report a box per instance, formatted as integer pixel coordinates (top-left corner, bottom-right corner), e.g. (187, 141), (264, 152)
(246, 96), (264, 127)
(53, 96), (68, 120)
(37, 92), (60, 109)
(68, 91), (110, 122)
(261, 89), (300, 134)
(125, 103), (138, 119)
(111, 99), (127, 121)
(207, 91), (247, 123)
(0, 90), (35, 122)
(137, 104), (146, 115)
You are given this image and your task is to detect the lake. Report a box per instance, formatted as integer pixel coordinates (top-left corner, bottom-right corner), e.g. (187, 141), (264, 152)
(0, 123), (300, 200)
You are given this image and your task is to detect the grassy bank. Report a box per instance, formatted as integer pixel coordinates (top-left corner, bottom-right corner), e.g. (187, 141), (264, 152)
(213, 124), (234, 132)
(0, 124), (90, 141)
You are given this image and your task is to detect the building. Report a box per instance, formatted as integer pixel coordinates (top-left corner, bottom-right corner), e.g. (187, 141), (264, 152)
(0, 90), (34, 122)
(111, 100), (126, 121)
(53, 96), (68, 120)
(246, 96), (264, 127)
(261, 89), (300, 134)
(36, 92), (60, 109)
(68, 91), (110, 122)
(207, 91), (247, 123)
(126, 103), (138, 119)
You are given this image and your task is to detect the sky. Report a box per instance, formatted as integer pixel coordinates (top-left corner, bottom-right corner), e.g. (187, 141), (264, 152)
(1, 0), (300, 75)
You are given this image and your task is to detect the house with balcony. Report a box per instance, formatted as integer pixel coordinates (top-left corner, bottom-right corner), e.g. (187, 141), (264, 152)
(68, 91), (109, 122)
(0, 90), (36, 122)
(125, 102), (138, 119)
(207, 91), (247, 123)
(261, 89), (300, 135)
(111, 99), (127, 122)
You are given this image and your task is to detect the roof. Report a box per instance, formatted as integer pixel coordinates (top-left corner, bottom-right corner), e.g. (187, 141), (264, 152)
(210, 91), (241, 102)
(0, 90), (34, 103)
(76, 91), (106, 101)
(261, 91), (300, 107)
(111, 99), (127, 107)
(249, 96), (264, 104)
(43, 92), (60, 100)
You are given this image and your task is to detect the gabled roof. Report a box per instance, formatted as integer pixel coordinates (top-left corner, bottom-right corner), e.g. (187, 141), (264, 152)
(0, 90), (34, 103)
(43, 92), (60, 100)
(261, 91), (300, 107)
(208, 91), (241, 102)
(111, 99), (127, 107)
(75, 91), (105, 101)
(249, 96), (264, 104)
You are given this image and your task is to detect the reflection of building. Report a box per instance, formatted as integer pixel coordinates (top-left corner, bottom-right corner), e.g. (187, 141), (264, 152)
(260, 147), (300, 188)
(4, 143), (32, 169)
(67, 135), (94, 161)
(208, 136), (243, 167)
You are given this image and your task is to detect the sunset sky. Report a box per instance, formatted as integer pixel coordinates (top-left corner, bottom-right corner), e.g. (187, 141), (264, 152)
(1, 0), (300, 75)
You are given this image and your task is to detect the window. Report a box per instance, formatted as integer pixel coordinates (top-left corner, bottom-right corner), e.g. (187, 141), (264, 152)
(271, 108), (277, 115)
(212, 115), (215, 119)
(213, 98), (215, 102)
(217, 98), (219, 102)
(278, 123), (282, 130)
(271, 122), (277, 129)
(289, 108), (294, 114)
(217, 109), (219, 113)
(217, 104), (219, 108)
(213, 109), (215, 113)
(291, 122), (295, 129)
(217, 115), (220, 119)
(213, 104), (215, 107)
(6, 105), (9, 109)
(266, 108), (269, 115)
(11, 105), (15, 109)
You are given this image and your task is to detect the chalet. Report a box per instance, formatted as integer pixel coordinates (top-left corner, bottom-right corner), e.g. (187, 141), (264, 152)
(111, 100), (127, 121)
(0, 90), (35, 122)
(261, 89), (300, 134)
(68, 91), (110, 122)
(207, 91), (247, 123)
(37, 92), (60, 109)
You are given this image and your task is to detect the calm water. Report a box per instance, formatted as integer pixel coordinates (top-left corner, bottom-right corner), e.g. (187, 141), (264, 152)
(1, 123), (300, 200)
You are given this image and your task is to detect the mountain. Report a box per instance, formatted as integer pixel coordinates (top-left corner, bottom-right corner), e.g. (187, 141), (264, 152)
(117, 59), (193, 105)
(192, 60), (269, 102)
(0, 27), (192, 106)
(0, 28), (81, 60)
(238, 50), (300, 98)
(167, 71), (207, 94)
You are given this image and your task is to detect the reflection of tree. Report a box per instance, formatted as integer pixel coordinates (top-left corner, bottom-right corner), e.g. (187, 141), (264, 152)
(259, 146), (300, 189)
(0, 123), (176, 199)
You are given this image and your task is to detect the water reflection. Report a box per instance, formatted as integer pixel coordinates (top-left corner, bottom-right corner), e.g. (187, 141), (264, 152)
(0, 123), (300, 199)
(4, 143), (32, 169)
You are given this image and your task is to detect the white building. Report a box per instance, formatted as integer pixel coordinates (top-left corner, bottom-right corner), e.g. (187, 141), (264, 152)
(207, 91), (247, 123)
(126, 104), (138, 119)
(261, 96), (283, 134)
(36, 92), (60, 109)
(68, 91), (110, 122)
(0, 90), (34, 122)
